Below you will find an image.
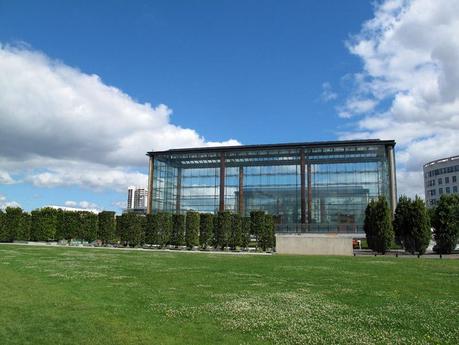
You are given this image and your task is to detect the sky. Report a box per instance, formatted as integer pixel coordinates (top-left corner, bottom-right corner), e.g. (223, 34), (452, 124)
(1, 0), (459, 212)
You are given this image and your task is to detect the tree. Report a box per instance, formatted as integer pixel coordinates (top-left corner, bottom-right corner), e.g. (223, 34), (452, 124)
(157, 212), (172, 247)
(250, 210), (265, 249)
(116, 215), (125, 244)
(120, 213), (145, 247)
(199, 213), (214, 249)
(215, 211), (231, 249)
(144, 213), (159, 245)
(241, 216), (251, 248)
(364, 197), (394, 254)
(79, 212), (98, 242)
(2, 207), (27, 242)
(61, 211), (80, 240)
(20, 212), (31, 242)
(0, 209), (4, 241)
(185, 211), (200, 249)
(408, 197), (431, 255)
(393, 196), (431, 255)
(30, 208), (58, 241)
(393, 195), (411, 246)
(55, 209), (65, 241)
(230, 213), (242, 249)
(260, 214), (275, 251)
(98, 211), (116, 244)
(431, 194), (459, 254)
(172, 214), (186, 247)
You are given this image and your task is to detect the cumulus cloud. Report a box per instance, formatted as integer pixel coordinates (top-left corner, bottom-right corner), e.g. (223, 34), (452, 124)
(112, 200), (127, 210)
(0, 44), (239, 190)
(0, 194), (21, 209)
(64, 200), (99, 210)
(320, 82), (338, 102)
(340, 0), (459, 197)
(0, 170), (15, 184)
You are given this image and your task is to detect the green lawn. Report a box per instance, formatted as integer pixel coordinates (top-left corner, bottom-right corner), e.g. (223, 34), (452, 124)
(0, 245), (458, 345)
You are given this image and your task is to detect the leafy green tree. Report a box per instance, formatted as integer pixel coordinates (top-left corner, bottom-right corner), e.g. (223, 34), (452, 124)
(364, 197), (394, 254)
(61, 211), (80, 240)
(20, 212), (31, 241)
(172, 214), (186, 246)
(0, 209), (4, 241)
(408, 197), (431, 255)
(98, 211), (116, 244)
(241, 216), (251, 248)
(55, 209), (65, 241)
(79, 212), (98, 242)
(2, 207), (26, 242)
(30, 208), (58, 241)
(144, 213), (159, 245)
(364, 200), (376, 250)
(393, 195), (411, 246)
(230, 213), (242, 249)
(431, 194), (459, 254)
(393, 196), (431, 254)
(157, 212), (172, 247)
(250, 210), (265, 249)
(119, 213), (145, 247)
(215, 211), (232, 249)
(199, 213), (214, 249)
(185, 211), (200, 248)
(116, 215), (125, 244)
(260, 214), (275, 251)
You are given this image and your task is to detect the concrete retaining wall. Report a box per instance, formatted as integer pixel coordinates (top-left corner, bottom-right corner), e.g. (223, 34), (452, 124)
(276, 233), (353, 256)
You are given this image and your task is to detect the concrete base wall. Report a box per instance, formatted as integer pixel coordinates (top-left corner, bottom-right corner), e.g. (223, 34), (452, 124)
(276, 233), (353, 256)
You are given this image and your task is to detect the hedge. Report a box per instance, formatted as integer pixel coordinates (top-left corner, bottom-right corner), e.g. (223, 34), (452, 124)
(185, 211), (200, 248)
(98, 211), (116, 244)
(215, 211), (231, 249)
(172, 214), (186, 247)
(199, 213), (214, 249)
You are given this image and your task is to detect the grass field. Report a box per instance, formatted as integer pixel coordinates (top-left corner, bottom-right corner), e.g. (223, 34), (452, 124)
(1, 245), (458, 345)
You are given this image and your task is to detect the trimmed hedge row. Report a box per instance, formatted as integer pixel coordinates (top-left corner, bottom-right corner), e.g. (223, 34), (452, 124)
(0, 207), (276, 251)
(139, 210), (275, 250)
(0, 207), (109, 243)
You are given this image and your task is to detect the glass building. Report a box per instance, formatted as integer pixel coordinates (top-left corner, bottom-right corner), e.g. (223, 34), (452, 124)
(147, 139), (396, 234)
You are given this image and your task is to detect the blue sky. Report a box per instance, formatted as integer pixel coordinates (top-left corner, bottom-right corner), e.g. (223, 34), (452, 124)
(1, 0), (372, 143)
(1, 0), (459, 211)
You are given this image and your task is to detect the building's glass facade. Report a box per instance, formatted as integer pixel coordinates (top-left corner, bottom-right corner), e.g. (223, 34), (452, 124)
(148, 140), (396, 234)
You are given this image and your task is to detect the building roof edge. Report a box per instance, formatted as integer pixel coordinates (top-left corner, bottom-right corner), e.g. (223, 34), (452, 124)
(146, 139), (396, 156)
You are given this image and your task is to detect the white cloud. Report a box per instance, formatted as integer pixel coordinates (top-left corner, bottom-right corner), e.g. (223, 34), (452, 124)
(321, 82), (338, 102)
(338, 98), (377, 118)
(64, 201), (77, 207)
(24, 161), (148, 192)
(0, 194), (21, 209)
(341, 0), (459, 197)
(112, 200), (127, 210)
(0, 170), (15, 184)
(65, 200), (99, 210)
(0, 44), (240, 190)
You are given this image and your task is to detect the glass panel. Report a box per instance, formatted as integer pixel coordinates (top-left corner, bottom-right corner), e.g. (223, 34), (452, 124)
(150, 144), (392, 234)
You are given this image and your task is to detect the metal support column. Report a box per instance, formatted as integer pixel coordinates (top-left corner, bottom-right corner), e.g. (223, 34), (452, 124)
(307, 161), (312, 225)
(238, 166), (244, 215)
(300, 149), (306, 224)
(176, 167), (182, 214)
(219, 152), (225, 212)
(146, 155), (154, 214)
(387, 144), (397, 214)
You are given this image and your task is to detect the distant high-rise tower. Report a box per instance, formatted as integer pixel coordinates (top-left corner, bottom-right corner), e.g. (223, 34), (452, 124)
(134, 188), (147, 209)
(127, 186), (135, 209)
(126, 186), (148, 214)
